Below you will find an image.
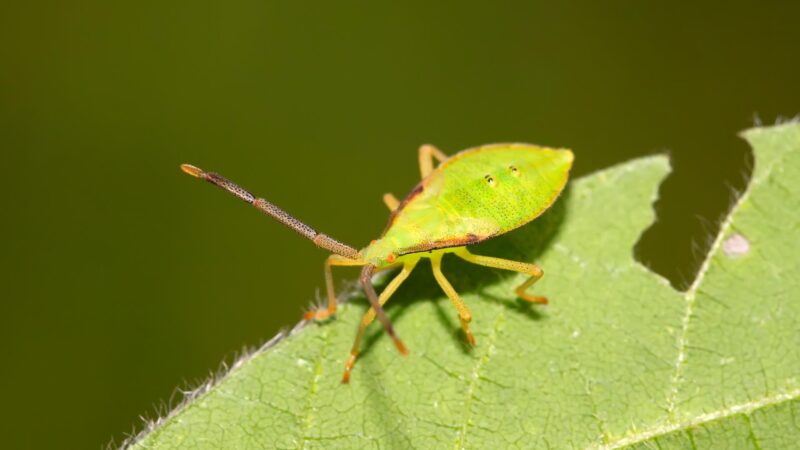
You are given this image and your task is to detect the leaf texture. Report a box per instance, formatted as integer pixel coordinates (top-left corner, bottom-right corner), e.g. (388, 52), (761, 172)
(130, 123), (800, 449)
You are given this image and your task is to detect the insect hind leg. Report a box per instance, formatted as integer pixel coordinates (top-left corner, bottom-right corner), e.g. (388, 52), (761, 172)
(418, 144), (448, 178)
(454, 248), (547, 304)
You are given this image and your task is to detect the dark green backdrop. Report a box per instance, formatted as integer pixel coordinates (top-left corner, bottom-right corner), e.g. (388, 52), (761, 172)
(1, 1), (798, 448)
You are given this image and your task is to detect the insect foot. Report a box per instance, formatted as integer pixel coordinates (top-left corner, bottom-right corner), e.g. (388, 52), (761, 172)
(458, 313), (476, 346)
(517, 292), (549, 304)
(303, 307), (336, 321)
(464, 329), (477, 347)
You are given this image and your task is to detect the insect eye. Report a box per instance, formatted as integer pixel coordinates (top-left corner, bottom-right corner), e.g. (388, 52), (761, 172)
(484, 174), (495, 186)
(387, 253), (396, 263)
(509, 165), (519, 176)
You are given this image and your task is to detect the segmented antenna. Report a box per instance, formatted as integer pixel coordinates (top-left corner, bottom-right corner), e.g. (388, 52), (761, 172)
(181, 164), (361, 260)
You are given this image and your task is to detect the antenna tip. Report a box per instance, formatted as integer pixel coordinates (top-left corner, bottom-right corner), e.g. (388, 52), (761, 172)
(180, 164), (204, 178)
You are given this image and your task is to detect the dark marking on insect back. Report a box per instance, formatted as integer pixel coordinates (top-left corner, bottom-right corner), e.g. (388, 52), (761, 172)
(441, 232), (483, 247)
(382, 181), (426, 233)
(400, 183), (426, 208)
(398, 232), (491, 255)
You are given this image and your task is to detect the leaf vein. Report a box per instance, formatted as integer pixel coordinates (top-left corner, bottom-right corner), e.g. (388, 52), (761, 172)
(593, 388), (800, 449)
(453, 305), (504, 450)
(296, 327), (330, 449)
(665, 128), (793, 418)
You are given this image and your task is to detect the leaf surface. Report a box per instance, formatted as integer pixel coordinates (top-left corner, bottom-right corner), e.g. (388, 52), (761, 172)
(131, 124), (800, 449)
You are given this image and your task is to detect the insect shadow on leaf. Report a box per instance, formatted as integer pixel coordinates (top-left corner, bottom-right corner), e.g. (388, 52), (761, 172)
(357, 186), (569, 360)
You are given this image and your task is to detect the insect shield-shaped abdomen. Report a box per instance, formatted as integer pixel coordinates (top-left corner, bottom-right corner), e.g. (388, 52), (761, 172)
(440, 145), (572, 240)
(475, 146), (573, 233)
(379, 145), (572, 254)
(473, 165), (526, 228)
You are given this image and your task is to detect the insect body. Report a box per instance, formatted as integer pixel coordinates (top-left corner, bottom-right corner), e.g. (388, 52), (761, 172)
(181, 143), (573, 382)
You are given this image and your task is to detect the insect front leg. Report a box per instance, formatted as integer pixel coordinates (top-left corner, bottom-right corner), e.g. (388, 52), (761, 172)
(343, 259), (418, 383)
(417, 144), (448, 178)
(304, 254), (366, 321)
(430, 252), (477, 347)
(454, 247), (547, 304)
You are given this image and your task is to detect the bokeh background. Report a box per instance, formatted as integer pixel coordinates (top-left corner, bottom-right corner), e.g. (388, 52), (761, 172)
(1, 1), (798, 448)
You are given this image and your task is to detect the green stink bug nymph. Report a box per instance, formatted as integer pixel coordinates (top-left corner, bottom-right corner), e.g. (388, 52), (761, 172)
(181, 143), (573, 382)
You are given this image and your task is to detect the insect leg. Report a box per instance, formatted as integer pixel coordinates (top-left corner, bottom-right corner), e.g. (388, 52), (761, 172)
(382, 193), (400, 211)
(343, 259), (418, 383)
(418, 144), (448, 178)
(430, 253), (476, 347)
(304, 254), (366, 321)
(454, 248), (548, 304)
(360, 264), (410, 357)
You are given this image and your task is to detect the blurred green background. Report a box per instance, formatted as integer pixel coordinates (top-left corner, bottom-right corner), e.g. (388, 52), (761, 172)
(1, 1), (798, 448)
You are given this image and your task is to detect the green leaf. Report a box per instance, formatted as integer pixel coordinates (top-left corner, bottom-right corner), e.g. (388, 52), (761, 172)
(129, 123), (800, 449)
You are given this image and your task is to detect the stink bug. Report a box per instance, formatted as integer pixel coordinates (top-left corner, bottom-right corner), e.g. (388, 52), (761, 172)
(181, 143), (573, 382)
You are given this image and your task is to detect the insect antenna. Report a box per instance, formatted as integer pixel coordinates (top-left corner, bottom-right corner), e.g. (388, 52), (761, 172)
(180, 164), (361, 260)
(359, 264), (407, 356)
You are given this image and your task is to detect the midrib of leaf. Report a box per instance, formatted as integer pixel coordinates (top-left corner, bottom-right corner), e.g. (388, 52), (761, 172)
(617, 123), (800, 448)
(664, 144), (759, 418)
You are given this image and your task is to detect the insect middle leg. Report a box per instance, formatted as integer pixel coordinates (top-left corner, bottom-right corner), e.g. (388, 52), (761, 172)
(342, 259), (418, 383)
(454, 247), (547, 304)
(430, 252), (476, 346)
(304, 254), (366, 321)
(418, 144), (448, 178)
